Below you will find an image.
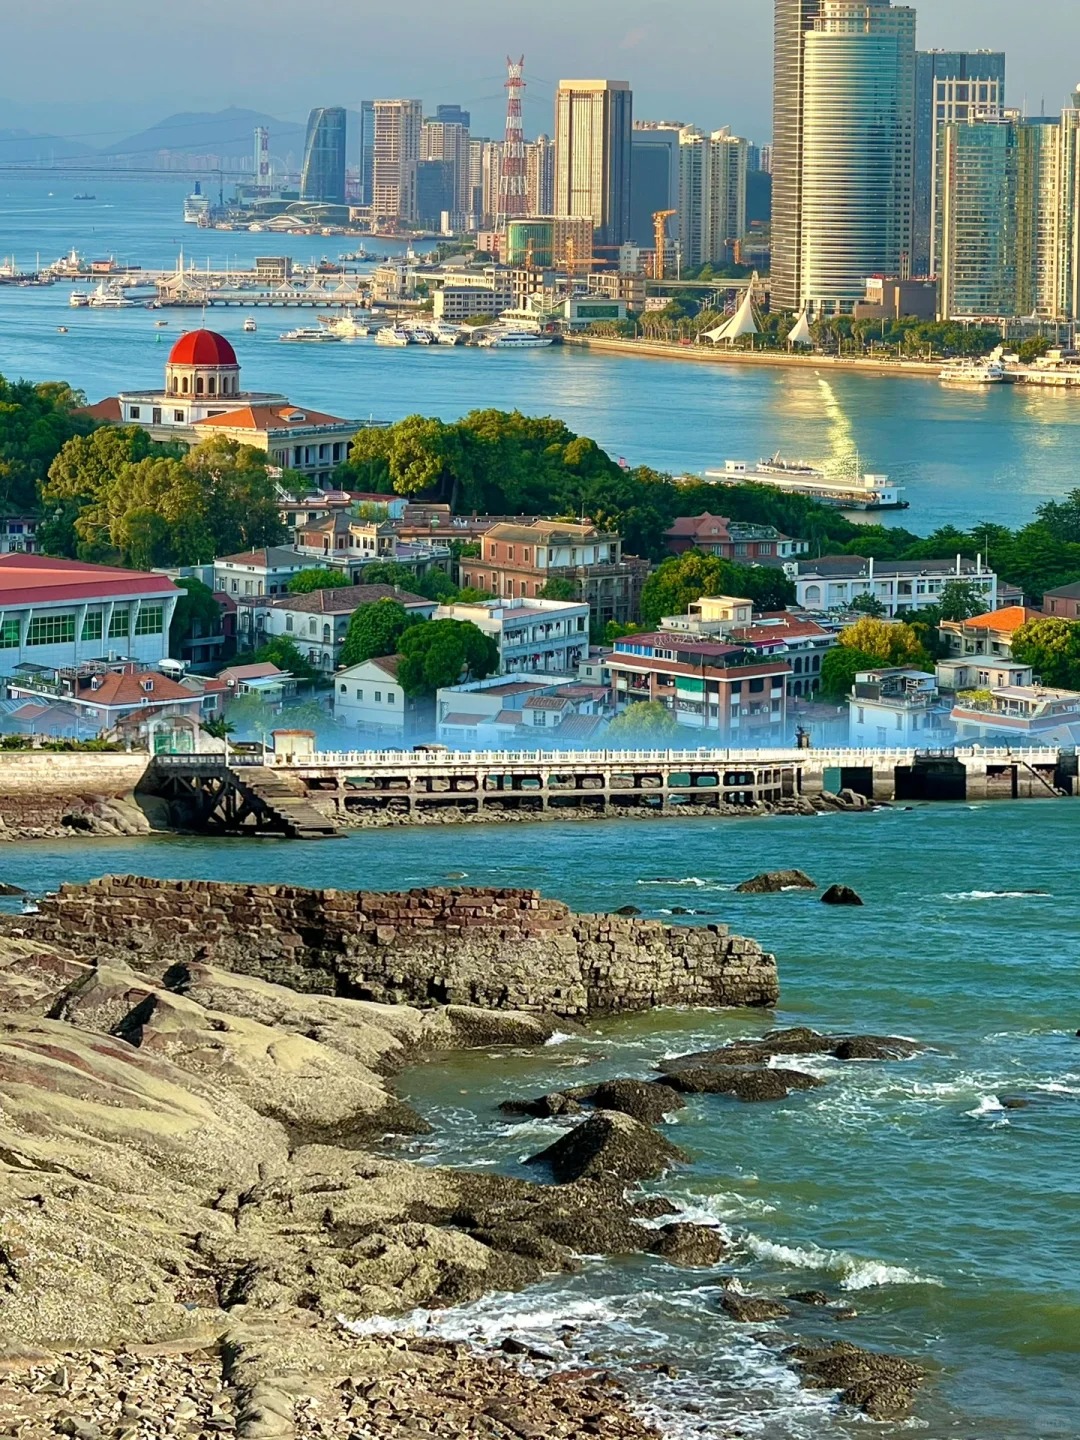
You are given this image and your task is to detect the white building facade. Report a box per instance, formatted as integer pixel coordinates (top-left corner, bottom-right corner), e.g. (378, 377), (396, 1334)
(434, 598), (590, 675)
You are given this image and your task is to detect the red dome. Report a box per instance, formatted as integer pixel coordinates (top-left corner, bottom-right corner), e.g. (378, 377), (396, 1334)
(167, 329), (238, 367)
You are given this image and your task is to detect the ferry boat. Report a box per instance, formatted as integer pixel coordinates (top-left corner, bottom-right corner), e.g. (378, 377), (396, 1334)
(280, 326), (342, 343)
(69, 290), (90, 307)
(243, 316), (258, 333)
(705, 456), (909, 512)
(939, 358), (1006, 385)
(318, 310), (369, 338)
(374, 326), (412, 347)
(87, 283), (135, 309)
(477, 329), (553, 349)
(154, 318), (169, 327)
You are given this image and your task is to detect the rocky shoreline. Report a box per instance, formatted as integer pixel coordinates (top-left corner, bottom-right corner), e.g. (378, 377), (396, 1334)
(0, 878), (926, 1438)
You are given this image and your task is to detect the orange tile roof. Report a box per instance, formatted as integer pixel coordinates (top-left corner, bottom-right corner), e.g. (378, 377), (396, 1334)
(962, 606), (1039, 634)
(75, 672), (198, 709)
(193, 404), (349, 432)
(80, 397), (123, 422)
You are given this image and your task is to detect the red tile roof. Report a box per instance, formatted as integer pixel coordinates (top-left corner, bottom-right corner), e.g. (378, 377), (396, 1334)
(80, 397), (123, 422)
(665, 513), (732, 539)
(74, 671), (197, 710)
(194, 404), (349, 432)
(168, 330), (238, 368)
(960, 606), (1039, 634)
(0, 554), (178, 606)
(259, 585), (431, 615)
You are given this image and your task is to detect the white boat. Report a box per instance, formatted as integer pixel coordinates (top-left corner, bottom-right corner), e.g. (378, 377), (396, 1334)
(374, 327), (412, 347)
(243, 316), (258, 333)
(280, 326), (342, 343)
(69, 290), (90, 307)
(56, 325), (68, 334)
(88, 283), (135, 309)
(408, 327), (434, 345)
(704, 456), (909, 512)
(183, 185), (212, 224)
(318, 310), (369, 338)
(939, 358), (1006, 385)
(477, 330), (553, 349)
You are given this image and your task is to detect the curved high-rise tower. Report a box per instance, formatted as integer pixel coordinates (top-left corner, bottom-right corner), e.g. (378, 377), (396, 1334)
(300, 107), (347, 205)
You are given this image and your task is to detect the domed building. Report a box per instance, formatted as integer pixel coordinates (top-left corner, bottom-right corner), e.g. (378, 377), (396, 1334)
(83, 328), (362, 488)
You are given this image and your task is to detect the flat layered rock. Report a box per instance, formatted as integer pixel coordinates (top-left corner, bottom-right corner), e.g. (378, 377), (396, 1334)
(658, 1066), (823, 1102)
(658, 1027), (921, 1074)
(788, 1341), (925, 1420)
(735, 870), (816, 894)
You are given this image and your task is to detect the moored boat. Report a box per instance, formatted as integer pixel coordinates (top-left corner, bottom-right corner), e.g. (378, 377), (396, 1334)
(705, 455), (909, 511)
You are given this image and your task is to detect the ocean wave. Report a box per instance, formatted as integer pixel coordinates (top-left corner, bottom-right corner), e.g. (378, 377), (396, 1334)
(636, 876), (735, 891)
(741, 1234), (942, 1291)
(943, 889), (1052, 901)
(965, 1095), (1005, 1118)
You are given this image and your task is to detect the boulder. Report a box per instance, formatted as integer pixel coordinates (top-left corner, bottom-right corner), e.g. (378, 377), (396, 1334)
(720, 1292), (790, 1323)
(0, 882), (26, 896)
(836, 789), (870, 810)
(832, 1035), (920, 1061)
(570, 1078), (686, 1124)
(821, 885), (864, 907)
(787, 1341), (925, 1420)
(735, 870), (816, 894)
(525, 1111), (690, 1186)
(659, 1028), (920, 1072)
(658, 1066), (823, 1102)
(649, 1223), (728, 1267)
(499, 1092), (582, 1120)
(788, 1290), (831, 1306)
(614, 905), (642, 917)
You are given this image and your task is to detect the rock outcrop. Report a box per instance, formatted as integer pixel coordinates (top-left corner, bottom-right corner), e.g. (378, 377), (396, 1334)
(525, 1111), (690, 1185)
(788, 1341), (925, 1420)
(821, 884), (864, 907)
(735, 870), (816, 894)
(6, 876), (780, 1018)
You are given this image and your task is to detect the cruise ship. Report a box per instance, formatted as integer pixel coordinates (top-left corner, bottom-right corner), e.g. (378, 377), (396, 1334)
(704, 456), (908, 512)
(280, 326), (342, 343)
(477, 329), (553, 349)
(939, 358), (1006, 385)
(183, 184), (212, 225)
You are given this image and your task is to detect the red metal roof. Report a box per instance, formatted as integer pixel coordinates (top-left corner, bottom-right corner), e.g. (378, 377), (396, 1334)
(0, 555), (179, 606)
(167, 329), (238, 368)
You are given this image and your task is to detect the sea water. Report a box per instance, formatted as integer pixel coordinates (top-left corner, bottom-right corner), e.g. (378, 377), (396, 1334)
(2, 175), (1080, 531)
(6, 803), (1079, 1438)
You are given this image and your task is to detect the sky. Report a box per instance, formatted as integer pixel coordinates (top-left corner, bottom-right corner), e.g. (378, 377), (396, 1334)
(1, 0), (1078, 145)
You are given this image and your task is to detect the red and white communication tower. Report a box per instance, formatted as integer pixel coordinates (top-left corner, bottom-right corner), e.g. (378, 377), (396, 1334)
(497, 55), (527, 230)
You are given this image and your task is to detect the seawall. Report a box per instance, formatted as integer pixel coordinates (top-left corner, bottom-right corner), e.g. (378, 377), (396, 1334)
(11, 875), (780, 1016)
(0, 752), (152, 839)
(565, 335), (942, 379)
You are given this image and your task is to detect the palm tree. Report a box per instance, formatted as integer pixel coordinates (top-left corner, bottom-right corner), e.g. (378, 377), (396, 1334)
(201, 716), (236, 763)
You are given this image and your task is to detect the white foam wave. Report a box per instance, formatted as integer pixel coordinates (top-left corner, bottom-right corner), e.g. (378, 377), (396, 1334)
(965, 1095), (1004, 1118)
(742, 1234), (942, 1291)
(636, 876), (734, 891)
(1034, 1081), (1080, 1096)
(543, 1031), (577, 1047)
(943, 890), (1052, 902)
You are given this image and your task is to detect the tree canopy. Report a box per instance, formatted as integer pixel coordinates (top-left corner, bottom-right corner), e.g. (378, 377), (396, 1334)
(242, 636), (320, 683)
(339, 599), (417, 669)
(1011, 617), (1080, 690)
(396, 619), (499, 697)
(605, 701), (681, 745)
(639, 552), (796, 630)
(837, 617), (934, 670)
(0, 375), (94, 513)
(168, 577), (222, 658)
(287, 568), (350, 594)
(42, 433), (285, 567)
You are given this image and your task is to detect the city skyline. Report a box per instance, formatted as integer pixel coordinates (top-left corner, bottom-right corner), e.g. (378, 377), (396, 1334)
(1, 0), (1077, 147)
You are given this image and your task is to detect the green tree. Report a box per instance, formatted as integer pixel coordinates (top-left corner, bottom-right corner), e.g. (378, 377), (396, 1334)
(539, 577), (578, 601)
(937, 579), (987, 622)
(605, 702), (681, 744)
(639, 551), (795, 630)
(820, 647), (879, 701)
(1011, 617), (1080, 689)
(244, 636), (321, 683)
(396, 619), (499, 697)
(339, 599), (416, 668)
(850, 594), (888, 617)
(0, 375), (95, 513)
(169, 577), (222, 657)
(837, 616), (934, 670)
(288, 568), (350, 594)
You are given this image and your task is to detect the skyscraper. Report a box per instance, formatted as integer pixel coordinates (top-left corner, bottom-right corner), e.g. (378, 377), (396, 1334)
(937, 114), (1018, 317)
(554, 80), (633, 248)
(358, 101), (375, 207)
(526, 135), (556, 216)
(299, 107), (347, 205)
(422, 118), (472, 219)
(436, 105), (472, 129)
(373, 100), (423, 224)
(678, 129), (749, 268)
(772, 0), (916, 315)
(914, 50), (1006, 275)
(629, 122), (683, 248)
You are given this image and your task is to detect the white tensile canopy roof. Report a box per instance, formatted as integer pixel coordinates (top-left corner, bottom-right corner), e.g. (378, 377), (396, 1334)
(787, 309), (813, 346)
(702, 275), (760, 344)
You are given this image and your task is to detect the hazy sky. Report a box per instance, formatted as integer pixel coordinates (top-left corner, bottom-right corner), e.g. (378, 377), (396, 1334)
(2, 0), (1078, 143)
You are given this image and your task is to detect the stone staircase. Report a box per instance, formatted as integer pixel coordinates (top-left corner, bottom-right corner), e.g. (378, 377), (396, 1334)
(228, 766), (342, 839)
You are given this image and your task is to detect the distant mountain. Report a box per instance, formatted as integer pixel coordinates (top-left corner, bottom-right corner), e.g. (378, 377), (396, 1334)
(102, 107), (308, 163)
(0, 129), (96, 163)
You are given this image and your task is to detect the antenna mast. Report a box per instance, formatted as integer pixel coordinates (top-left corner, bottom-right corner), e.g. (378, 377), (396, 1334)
(497, 56), (527, 232)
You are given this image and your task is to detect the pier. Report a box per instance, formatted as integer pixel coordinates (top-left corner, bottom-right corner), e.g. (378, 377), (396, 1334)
(143, 745), (1074, 833)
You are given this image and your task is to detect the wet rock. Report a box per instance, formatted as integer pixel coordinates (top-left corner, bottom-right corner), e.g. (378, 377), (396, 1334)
(658, 1027), (920, 1077)
(720, 1293), (790, 1323)
(614, 905), (642, 917)
(649, 1223), (728, 1267)
(999, 1096), (1032, 1110)
(832, 1035), (920, 1061)
(735, 870), (816, 894)
(821, 885), (864, 907)
(525, 1111), (690, 1186)
(836, 789), (870, 810)
(787, 1341), (925, 1420)
(0, 882), (26, 896)
(499, 1092), (582, 1120)
(788, 1290), (831, 1306)
(658, 1065), (823, 1102)
(569, 1078), (686, 1124)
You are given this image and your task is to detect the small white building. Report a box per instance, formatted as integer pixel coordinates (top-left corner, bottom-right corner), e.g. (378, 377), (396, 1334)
(848, 668), (953, 747)
(334, 655), (433, 743)
(935, 658), (1034, 693)
(434, 598), (590, 675)
(213, 547), (316, 601)
(237, 585), (436, 673)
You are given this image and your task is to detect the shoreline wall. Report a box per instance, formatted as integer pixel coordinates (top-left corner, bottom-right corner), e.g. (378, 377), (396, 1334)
(0, 752), (152, 838)
(9, 876), (780, 1016)
(564, 335), (942, 379)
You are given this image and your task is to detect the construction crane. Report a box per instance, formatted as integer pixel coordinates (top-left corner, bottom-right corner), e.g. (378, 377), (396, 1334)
(652, 210), (676, 281)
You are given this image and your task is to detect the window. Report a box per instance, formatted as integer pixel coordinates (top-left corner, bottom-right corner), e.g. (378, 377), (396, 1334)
(82, 612), (103, 642)
(374, 690), (382, 703)
(355, 688), (363, 699)
(749, 678), (765, 693)
(134, 604), (163, 636)
(130, 406), (141, 420)
(27, 613), (76, 646)
(174, 410), (183, 423)
(286, 615), (294, 632)
(340, 684), (347, 694)
(108, 611), (130, 640)
(0, 618), (20, 649)
(152, 408), (162, 425)
(230, 580), (238, 594)
(387, 690), (395, 704)
(533, 711), (547, 726)
(857, 707), (865, 724)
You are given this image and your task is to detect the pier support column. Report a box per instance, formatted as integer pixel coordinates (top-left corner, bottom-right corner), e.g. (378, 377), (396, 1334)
(963, 760), (989, 801)
(798, 761), (825, 798)
(873, 763), (898, 802)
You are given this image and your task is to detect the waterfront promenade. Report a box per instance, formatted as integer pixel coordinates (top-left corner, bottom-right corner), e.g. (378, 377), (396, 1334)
(567, 334), (942, 379)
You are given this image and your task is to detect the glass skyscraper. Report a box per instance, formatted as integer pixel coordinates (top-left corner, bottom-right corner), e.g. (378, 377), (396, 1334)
(936, 115), (1018, 317)
(554, 80), (633, 248)
(299, 107), (347, 205)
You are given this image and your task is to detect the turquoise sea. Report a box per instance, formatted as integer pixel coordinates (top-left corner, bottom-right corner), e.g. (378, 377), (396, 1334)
(3, 175), (1080, 533)
(5, 805), (1079, 1439)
